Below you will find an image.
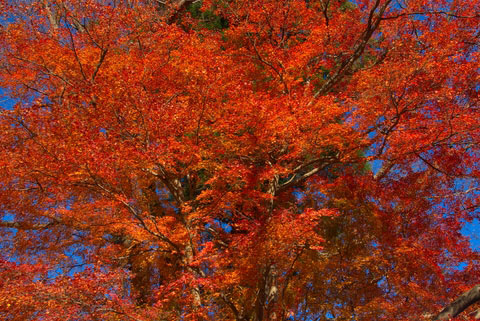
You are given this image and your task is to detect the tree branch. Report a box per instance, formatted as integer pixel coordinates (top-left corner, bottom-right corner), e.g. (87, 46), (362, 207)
(309, 0), (392, 101)
(381, 11), (480, 20)
(277, 156), (338, 193)
(0, 220), (55, 230)
(434, 285), (480, 320)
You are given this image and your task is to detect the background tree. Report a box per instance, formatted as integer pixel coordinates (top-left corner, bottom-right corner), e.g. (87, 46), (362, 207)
(0, 0), (479, 320)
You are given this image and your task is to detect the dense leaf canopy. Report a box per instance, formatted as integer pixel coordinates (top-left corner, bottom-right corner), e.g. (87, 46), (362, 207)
(0, 0), (479, 320)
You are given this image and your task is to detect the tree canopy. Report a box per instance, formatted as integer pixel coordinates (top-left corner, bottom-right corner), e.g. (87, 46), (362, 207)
(0, 0), (479, 320)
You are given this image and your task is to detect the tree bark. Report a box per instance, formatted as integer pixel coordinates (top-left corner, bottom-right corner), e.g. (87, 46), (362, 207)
(434, 285), (480, 320)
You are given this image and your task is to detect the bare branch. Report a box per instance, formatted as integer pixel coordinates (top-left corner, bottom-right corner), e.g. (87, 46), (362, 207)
(0, 220), (55, 230)
(381, 11), (480, 20)
(434, 285), (480, 320)
(91, 48), (108, 82)
(373, 160), (394, 181)
(277, 155), (338, 192)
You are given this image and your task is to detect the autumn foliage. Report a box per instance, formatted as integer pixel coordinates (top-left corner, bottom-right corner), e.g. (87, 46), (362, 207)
(0, 0), (479, 320)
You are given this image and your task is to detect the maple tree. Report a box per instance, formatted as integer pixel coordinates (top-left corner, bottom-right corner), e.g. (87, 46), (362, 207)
(0, 0), (479, 320)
